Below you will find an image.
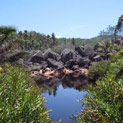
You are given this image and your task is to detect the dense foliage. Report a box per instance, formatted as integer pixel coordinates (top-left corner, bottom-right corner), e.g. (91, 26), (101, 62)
(88, 60), (110, 81)
(0, 64), (54, 123)
(75, 51), (123, 123)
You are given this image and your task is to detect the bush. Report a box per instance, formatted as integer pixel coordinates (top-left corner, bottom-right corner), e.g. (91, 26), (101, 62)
(75, 52), (123, 123)
(88, 60), (110, 81)
(0, 64), (54, 123)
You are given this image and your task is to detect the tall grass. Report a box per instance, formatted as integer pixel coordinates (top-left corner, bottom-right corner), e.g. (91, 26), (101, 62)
(0, 64), (54, 123)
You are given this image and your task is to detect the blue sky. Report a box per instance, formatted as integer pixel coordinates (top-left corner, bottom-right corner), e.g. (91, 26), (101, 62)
(0, 0), (123, 38)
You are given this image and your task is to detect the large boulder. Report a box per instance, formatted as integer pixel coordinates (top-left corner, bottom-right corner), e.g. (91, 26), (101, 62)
(47, 58), (63, 68)
(29, 50), (44, 63)
(61, 49), (78, 64)
(75, 46), (84, 57)
(24, 61), (48, 71)
(65, 59), (77, 68)
(93, 52), (107, 61)
(44, 48), (60, 61)
(75, 45), (94, 58)
(76, 56), (91, 68)
(65, 54), (91, 68)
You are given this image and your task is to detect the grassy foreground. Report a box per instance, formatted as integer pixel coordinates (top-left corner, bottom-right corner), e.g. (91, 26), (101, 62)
(0, 64), (54, 123)
(75, 51), (123, 123)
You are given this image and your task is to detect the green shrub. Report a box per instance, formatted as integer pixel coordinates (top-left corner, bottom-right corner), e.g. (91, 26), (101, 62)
(0, 64), (54, 123)
(88, 60), (110, 81)
(51, 47), (62, 54)
(75, 52), (123, 123)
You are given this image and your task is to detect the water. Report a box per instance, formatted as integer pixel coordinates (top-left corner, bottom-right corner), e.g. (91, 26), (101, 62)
(36, 75), (88, 123)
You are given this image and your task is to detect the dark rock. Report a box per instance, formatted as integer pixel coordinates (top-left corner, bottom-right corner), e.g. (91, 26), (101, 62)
(93, 52), (107, 60)
(47, 58), (63, 68)
(65, 59), (77, 68)
(75, 45), (94, 58)
(24, 61), (47, 71)
(93, 43), (100, 51)
(61, 49), (78, 64)
(72, 65), (79, 70)
(29, 50), (44, 63)
(77, 57), (91, 68)
(75, 46), (84, 57)
(93, 55), (103, 62)
(57, 64), (65, 71)
(44, 48), (60, 61)
(74, 54), (91, 67)
(83, 45), (94, 58)
(65, 54), (91, 68)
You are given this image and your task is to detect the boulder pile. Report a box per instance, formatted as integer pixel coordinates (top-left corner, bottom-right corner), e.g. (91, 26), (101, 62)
(22, 44), (107, 81)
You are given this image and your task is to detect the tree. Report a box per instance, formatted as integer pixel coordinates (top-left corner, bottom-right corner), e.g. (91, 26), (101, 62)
(24, 30), (28, 40)
(99, 25), (115, 36)
(52, 33), (56, 45)
(0, 26), (16, 44)
(72, 38), (75, 46)
(114, 15), (123, 40)
(18, 31), (23, 39)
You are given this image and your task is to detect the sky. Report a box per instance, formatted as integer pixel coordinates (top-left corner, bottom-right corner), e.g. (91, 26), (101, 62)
(0, 0), (123, 38)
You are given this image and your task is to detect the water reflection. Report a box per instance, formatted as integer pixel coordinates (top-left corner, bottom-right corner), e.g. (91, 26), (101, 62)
(36, 74), (88, 96)
(36, 75), (88, 122)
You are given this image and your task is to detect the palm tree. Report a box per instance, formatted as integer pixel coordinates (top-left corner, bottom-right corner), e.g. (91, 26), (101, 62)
(114, 15), (123, 40)
(97, 40), (120, 55)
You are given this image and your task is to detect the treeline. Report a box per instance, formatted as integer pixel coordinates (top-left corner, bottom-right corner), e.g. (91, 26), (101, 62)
(18, 31), (58, 51)
(1, 24), (122, 54)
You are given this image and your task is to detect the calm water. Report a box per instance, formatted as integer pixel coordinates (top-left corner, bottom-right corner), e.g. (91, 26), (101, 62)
(36, 75), (88, 123)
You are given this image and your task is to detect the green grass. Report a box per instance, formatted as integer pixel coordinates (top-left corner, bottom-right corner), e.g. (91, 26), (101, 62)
(75, 51), (123, 123)
(0, 64), (54, 123)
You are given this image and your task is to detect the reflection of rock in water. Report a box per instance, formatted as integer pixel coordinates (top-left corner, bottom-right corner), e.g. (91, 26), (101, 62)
(61, 75), (88, 91)
(35, 74), (88, 96)
(36, 75), (61, 96)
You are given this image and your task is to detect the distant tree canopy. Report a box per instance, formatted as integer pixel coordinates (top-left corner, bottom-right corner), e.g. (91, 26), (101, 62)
(1, 15), (122, 53)
(0, 26), (16, 38)
(99, 25), (115, 36)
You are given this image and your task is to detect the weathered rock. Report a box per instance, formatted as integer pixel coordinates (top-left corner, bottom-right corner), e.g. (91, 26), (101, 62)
(75, 46), (84, 57)
(65, 54), (91, 68)
(93, 55), (103, 62)
(93, 52), (107, 60)
(75, 55), (91, 67)
(65, 59), (77, 68)
(44, 48), (60, 61)
(47, 58), (63, 68)
(72, 65), (79, 71)
(83, 45), (94, 57)
(29, 50), (44, 63)
(75, 45), (94, 58)
(24, 61), (47, 71)
(61, 49), (78, 64)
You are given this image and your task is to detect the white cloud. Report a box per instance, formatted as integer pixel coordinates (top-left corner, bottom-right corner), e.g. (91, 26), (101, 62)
(55, 35), (62, 39)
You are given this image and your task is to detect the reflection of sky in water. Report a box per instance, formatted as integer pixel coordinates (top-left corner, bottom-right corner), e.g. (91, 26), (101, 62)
(42, 85), (87, 123)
